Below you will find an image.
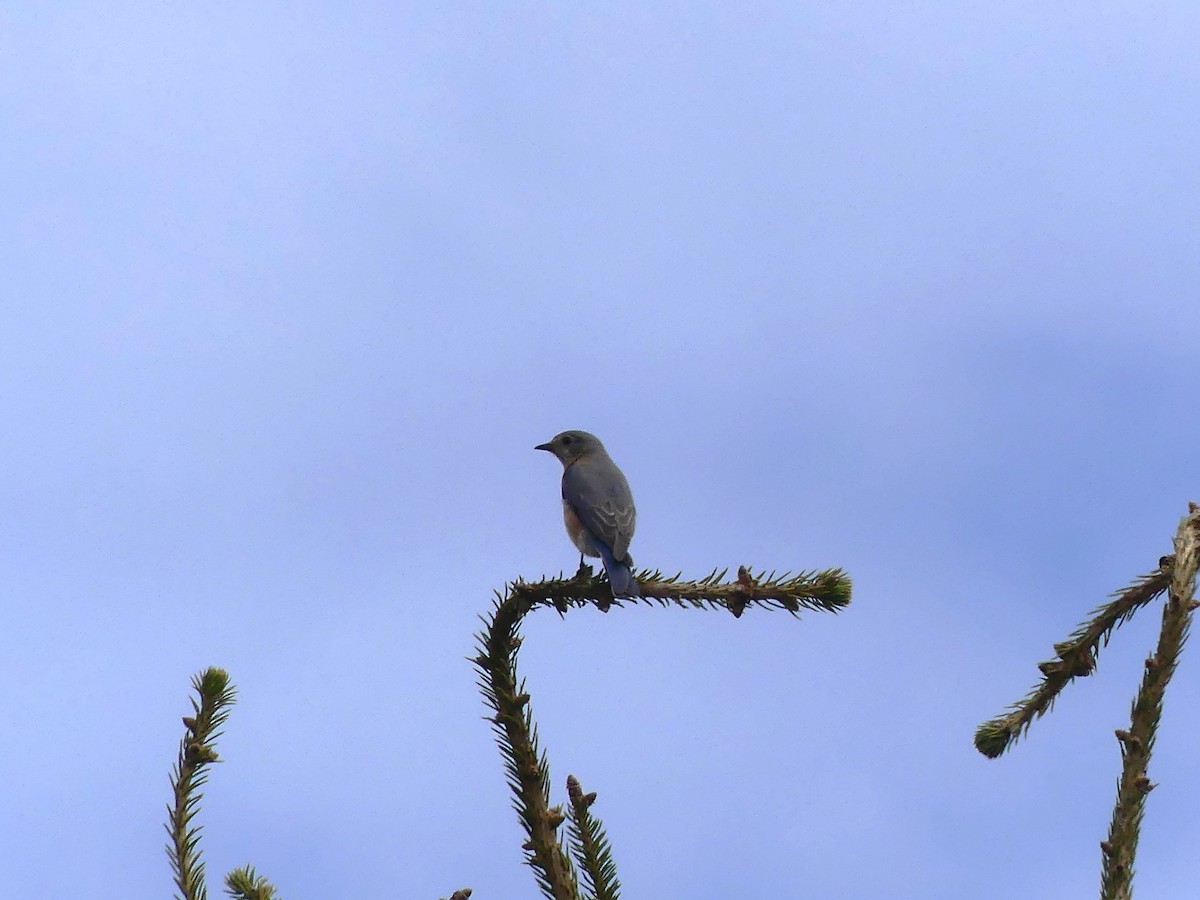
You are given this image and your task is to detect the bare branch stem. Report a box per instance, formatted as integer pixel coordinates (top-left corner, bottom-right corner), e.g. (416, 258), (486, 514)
(1100, 505), (1200, 899)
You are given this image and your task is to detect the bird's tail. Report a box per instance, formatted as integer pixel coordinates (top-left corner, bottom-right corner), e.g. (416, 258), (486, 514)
(598, 545), (639, 598)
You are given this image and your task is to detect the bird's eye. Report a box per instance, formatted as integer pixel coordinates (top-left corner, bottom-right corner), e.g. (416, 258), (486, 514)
(561, 435), (573, 445)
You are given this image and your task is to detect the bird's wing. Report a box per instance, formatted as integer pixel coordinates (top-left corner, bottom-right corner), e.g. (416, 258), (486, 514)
(563, 456), (636, 562)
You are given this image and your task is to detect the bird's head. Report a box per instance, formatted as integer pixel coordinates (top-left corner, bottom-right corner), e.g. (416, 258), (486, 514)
(535, 430), (605, 465)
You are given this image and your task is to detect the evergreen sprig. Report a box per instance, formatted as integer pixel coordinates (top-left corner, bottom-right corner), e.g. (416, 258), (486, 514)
(166, 668), (238, 900)
(974, 562), (1173, 759)
(225, 865), (279, 900)
(1100, 505), (1200, 899)
(474, 564), (850, 899)
(566, 775), (621, 900)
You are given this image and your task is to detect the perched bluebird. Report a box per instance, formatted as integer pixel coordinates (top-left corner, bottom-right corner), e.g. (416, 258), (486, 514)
(536, 430), (639, 598)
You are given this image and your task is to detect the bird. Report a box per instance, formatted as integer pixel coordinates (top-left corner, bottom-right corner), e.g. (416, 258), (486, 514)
(536, 430), (639, 598)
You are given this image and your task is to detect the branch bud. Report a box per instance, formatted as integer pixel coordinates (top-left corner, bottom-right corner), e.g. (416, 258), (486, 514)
(1114, 729), (1140, 752)
(1068, 650), (1095, 676)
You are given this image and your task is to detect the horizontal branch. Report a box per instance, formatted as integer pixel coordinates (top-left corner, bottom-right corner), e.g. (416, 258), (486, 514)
(511, 563), (852, 618)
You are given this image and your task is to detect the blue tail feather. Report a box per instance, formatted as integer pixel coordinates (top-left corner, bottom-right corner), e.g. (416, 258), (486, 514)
(598, 544), (640, 598)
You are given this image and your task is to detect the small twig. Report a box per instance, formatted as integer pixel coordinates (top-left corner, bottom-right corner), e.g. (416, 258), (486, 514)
(566, 775), (621, 900)
(974, 561), (1172, 758)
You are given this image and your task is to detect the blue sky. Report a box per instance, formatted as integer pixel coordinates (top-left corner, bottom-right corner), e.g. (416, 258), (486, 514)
(2, 4), (1198, 898)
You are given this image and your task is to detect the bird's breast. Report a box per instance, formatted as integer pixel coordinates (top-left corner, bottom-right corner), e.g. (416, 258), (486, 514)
(562, 501), (598, 556)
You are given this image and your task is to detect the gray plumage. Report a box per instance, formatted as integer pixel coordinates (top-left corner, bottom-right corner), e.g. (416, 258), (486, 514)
(536, 430), (638, 597)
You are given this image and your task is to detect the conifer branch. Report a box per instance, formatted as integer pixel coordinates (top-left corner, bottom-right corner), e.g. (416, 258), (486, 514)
(974, 560), (1173, 759)
(166, 668), (238, 900)
(566, 775), (621, 900)
(515, 563), (852, 618)
(1099, 505), (1200, 899)
(224, 865), (279, 900)
(474, 564), (849, 898)
(474, 587), (582, 900)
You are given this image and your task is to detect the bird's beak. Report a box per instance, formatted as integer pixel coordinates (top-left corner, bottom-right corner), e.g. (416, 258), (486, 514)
(534, 442), (553, 452)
